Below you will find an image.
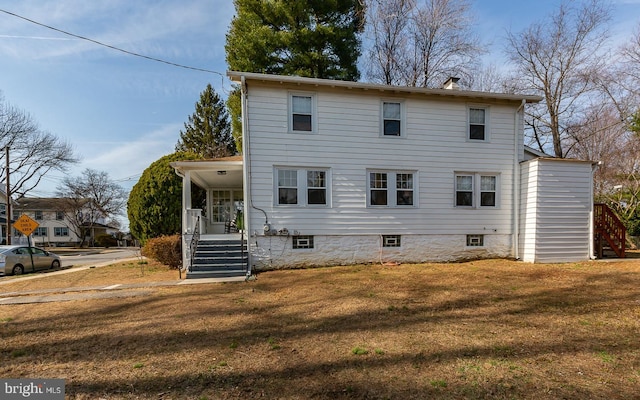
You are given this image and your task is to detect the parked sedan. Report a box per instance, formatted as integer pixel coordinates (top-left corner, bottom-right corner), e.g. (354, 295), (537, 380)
(0, 245), (62, 275)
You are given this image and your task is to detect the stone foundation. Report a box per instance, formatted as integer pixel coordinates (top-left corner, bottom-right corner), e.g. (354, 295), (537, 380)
(250, 234), (512, 270)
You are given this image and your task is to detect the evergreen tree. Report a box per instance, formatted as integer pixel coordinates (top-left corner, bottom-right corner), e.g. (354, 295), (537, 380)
(225, 0), (365, 144)
(226, 0), (364, 81)
(176, 84), (236, 158)
(127, 152), (206, 243)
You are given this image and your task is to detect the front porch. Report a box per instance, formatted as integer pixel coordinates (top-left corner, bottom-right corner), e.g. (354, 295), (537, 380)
(171, 157), (249, 278)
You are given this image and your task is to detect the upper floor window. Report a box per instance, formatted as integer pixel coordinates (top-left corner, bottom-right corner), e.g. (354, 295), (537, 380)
(382, 101), (403, 136)
(455, 173), (498, 208)
(290, 94), (314, 132)
(56, 211), (65, 220)
(469, 107), (488, 141)
(368, 171), (416, 207)
(276, 168), (329, 206)
(34, 210), (43, 220)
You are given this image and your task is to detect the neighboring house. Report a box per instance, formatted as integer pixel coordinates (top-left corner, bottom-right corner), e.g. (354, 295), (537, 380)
(172, 72), (601, 278)
(12, 197), (113, 247)
(0, 188), (18, 244)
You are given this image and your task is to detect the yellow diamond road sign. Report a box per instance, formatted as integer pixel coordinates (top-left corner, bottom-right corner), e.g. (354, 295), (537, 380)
(13, 214), (40, 236)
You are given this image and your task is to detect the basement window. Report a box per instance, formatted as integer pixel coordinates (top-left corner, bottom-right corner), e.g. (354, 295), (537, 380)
(382, 235), (401, 247)
(293, 235), (314, 249)
(466, 234), (484, 247)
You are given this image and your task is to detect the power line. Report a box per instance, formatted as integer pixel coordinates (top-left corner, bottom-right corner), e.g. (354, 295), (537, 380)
(0, 8), (226, 78)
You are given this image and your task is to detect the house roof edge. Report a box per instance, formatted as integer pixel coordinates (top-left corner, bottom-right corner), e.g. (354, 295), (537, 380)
(227, 71), (542, 103)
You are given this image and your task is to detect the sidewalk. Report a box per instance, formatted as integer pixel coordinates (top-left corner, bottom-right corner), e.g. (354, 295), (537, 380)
(0, 259), (248, 305)
(0, 276), (246, 305)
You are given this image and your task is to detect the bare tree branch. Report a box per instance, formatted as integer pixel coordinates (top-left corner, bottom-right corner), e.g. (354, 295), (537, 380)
(0, 93), (78, 198)
(505, 0), (611, 157)
(365, 0), (484, 88)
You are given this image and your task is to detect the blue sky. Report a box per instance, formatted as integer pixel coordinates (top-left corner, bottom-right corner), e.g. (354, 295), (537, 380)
(0, 0), (639, 226)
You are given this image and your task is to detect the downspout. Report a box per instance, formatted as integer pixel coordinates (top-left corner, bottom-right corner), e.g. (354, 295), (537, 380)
(589, 161), (601, 259)
(240, 76), (270, 277)
(512, 99), (526, 260)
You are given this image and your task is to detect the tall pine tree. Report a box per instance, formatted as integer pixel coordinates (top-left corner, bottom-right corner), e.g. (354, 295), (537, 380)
(225, 0), (365, 150)
(226, 0), (364, 81)
(176, 84), (236, 158)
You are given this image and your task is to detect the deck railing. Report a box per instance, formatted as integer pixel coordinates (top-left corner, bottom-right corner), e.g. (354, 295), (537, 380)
(594, 203), (626, 258)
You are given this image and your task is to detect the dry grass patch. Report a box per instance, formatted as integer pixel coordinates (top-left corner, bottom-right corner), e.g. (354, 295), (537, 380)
(1, 259), (640, 399)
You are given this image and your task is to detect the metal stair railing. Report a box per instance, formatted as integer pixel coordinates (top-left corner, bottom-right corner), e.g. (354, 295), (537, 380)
(188, 215), (201, 273)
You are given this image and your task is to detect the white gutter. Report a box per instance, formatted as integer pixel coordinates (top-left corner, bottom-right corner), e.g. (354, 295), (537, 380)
(512, 99), (526, 260)
(240, 75), (252, 277)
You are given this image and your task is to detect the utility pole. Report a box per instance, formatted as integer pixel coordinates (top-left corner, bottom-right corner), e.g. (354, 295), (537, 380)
(5, 146), (10, 245)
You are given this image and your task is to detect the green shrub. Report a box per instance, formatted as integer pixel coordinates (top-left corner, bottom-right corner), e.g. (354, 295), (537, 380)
(142, 235), (182, 269)
(95, 234), (118, 248)
(127, 152), (205, 244)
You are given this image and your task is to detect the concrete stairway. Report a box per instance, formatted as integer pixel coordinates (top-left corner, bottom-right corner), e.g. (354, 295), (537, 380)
(187, 238), (248, 279)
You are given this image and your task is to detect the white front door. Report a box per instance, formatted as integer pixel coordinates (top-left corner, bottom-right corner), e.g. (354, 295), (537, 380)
(209, 189), (243, 234)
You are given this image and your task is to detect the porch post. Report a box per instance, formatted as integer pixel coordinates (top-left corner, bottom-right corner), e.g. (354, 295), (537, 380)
(182, 170), (192, 233)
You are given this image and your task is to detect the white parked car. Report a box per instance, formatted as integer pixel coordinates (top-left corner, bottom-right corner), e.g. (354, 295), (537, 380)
(0, 245), (62, 275)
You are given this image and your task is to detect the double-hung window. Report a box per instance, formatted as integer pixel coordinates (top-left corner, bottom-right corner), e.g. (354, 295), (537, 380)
(54, 227), (69, 237)
(468, 107), (488, 141)
(290, 94), (314, 132)
(455, 173), (498, 208)
(368, 171), (416, 207)
(33, 227), (47, 236)
(382, 101), (404, 136)
(276, 168), (329, 206)
(382, 101), (403, 136)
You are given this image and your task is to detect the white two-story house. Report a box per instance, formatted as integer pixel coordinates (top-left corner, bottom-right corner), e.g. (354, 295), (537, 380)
(172, 72), (599, 278)
(12, 198), (115, 247)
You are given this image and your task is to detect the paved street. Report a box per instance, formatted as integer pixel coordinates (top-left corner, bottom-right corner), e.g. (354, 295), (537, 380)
(0, 248), (141, 281)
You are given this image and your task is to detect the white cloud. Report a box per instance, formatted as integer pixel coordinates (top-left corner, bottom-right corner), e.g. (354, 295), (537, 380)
(0, 0), (234, 60)
(76, 123), (179, 186)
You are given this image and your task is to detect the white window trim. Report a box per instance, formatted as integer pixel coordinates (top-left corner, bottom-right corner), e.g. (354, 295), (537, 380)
(380, 100), (406, 138)
(466, 234), (485, 247)
(288, 92), (317, 134)
(274, 167), (330, 207)
(54, 227), (69, 237)
(467, 105), (490, 142)
(367, 170), (417, 207)
(382, 235), (402, 247)
(292, 235), (315, 250)
(454, 172), (500, 208)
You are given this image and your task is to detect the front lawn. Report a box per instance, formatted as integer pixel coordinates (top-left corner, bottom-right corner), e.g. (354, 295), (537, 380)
(1, 259), (639, 399)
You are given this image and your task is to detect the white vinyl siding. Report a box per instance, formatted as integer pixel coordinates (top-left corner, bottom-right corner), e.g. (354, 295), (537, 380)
(520, 159), (594, 263)
(246, 83), (519, 236)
